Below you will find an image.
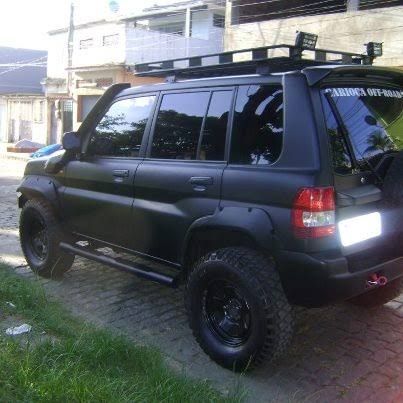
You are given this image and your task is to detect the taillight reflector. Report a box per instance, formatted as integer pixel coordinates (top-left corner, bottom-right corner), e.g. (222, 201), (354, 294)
(292, 187), (336, 238)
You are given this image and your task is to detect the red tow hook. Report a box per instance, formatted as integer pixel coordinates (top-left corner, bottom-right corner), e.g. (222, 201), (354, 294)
(366, 273), (388, 288)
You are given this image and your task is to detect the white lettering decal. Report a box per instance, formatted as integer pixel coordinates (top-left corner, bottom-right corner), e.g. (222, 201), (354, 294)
(329, 87), (402, 98)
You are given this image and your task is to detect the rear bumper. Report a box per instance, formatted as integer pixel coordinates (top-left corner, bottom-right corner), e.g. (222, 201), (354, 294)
(277, 250), (403, 307)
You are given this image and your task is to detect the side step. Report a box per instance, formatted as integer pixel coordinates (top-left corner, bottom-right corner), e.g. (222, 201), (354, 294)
(60, 242), (178, 287)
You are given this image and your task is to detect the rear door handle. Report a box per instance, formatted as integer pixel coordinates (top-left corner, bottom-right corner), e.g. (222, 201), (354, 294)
(189, 176), (214, 186)
(113, 169), (129, 178)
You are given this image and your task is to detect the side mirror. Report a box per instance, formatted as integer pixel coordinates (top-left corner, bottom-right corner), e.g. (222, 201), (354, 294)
(62, 131), (81, 151)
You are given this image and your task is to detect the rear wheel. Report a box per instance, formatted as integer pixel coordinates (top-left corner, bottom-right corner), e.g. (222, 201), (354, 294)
(349, 278), (403, 308)
(20, 199), (74, 279)
(185, 247), (294, 371)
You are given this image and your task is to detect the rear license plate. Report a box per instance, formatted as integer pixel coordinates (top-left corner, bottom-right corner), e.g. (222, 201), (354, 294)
(338, 212), (382, 247)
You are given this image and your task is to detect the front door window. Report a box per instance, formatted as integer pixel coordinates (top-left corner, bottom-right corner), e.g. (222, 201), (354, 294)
(89, 96), (156, 157)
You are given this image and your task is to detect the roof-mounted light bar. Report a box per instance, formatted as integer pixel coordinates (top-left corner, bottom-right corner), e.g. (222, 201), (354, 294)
(366, 42), (383, 57)
(295, 31), (318, 51)
(133, 33), (383, 79)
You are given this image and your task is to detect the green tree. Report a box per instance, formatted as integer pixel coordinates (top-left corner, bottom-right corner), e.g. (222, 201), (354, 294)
(365, 130), (394, 154)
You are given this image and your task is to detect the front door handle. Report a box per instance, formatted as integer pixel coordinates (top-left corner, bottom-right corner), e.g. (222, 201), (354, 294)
(113, 169), (129, 178)
(189, 176), (214, 186)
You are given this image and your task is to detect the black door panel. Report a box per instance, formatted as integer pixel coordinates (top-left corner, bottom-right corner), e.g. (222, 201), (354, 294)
(132, 160), (225, 263)
(61, 94), (157, 248)
(130, 89), (233, 263)
(62, 158), (139, 248)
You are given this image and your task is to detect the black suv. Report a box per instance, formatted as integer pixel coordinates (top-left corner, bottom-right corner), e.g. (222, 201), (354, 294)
(17, 44), (403, 370)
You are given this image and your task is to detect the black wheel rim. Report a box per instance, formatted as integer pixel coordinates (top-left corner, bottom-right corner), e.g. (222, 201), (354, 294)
(26, 212), (48, 261)
(203, 279), (252, 347)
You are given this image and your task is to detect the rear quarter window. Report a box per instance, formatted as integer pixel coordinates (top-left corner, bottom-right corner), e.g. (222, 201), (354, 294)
(230, 85), (284, 165)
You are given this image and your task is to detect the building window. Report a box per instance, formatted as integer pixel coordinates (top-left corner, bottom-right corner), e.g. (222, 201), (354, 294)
(34, 100), (45, 123)
(103, 34), (119, 46)
(63, 100), (73, 112)
(78, 95), (100, 122)
(96, 78), (114, 88)
(79, 38), (93, 49)
(153, 22), (185, 35)
(63, 100), (73, 133)
(231, 0), (346, 25)
(135, 16), (186, 36)
(213, 14), (225, 28)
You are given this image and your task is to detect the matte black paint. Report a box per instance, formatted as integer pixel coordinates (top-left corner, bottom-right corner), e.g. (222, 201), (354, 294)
(19, 65), (403, 306)
(132, 159), (226, 262)
(61, 156), (141, 248)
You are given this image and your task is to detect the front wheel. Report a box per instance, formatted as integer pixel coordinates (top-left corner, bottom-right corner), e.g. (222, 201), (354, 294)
(19, 199), (74, 279)
(185, 247), (294, 371)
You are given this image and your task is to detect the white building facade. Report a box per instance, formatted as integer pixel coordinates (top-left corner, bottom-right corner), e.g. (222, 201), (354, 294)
(225, 0), (403, 67)
(0, 47), (47, 145)
(45, 0), (225, 138)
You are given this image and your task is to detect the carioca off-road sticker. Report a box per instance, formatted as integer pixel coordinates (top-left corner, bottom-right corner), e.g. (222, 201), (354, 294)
(328, 88), (403, 98)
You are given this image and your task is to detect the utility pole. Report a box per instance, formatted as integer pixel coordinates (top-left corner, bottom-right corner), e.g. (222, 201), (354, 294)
(347, 0), (360, 11)
(67, 1), (75, 96)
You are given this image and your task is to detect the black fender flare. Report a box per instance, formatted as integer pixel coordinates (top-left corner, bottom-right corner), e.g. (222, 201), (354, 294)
(181, 206), (278, 264)
(17, 175), (62, 212)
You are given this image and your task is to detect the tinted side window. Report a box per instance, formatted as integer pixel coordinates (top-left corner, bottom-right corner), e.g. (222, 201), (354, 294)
(230, 85), (283, 165)
(200, 91), (232, 161)
(89, 96), (155, 157)
(151, 92), (210, 160)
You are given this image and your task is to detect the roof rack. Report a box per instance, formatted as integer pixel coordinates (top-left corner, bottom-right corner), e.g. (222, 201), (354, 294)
(133, 33), (380, 80)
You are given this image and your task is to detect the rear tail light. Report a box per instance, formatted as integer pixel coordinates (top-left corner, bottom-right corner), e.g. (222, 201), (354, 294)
(292, 187), (336, 238)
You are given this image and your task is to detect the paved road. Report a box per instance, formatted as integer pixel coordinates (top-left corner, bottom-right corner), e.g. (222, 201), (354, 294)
(0, 157), (402, 402)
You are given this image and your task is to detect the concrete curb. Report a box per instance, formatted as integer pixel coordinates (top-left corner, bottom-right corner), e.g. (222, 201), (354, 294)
(0, 152), (30, 162)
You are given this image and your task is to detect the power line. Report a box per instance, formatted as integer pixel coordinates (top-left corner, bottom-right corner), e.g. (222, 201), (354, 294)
(232, 0), (402, 27)
(231, 0), (400, 22)
(0, 56), (47, 77)
(64, 0), (403, 32)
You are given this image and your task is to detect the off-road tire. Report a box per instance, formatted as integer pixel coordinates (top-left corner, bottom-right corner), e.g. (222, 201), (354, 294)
(19, 199), (74, 279)
(349, 277), (403, 308)
(185, 247), (294, 371)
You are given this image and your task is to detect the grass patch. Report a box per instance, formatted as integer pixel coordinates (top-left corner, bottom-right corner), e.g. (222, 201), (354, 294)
(0, 265), (244, 402)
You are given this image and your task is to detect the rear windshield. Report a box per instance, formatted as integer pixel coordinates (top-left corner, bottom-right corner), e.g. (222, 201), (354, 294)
(321, 86), (403, 174)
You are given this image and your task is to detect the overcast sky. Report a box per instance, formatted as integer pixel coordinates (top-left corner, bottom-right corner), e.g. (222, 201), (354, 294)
(0, 0), (175, 50)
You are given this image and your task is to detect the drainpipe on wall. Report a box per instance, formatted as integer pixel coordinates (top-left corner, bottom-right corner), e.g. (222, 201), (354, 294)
(67, 2), (75, 96)
(185, 7), (191, 57)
